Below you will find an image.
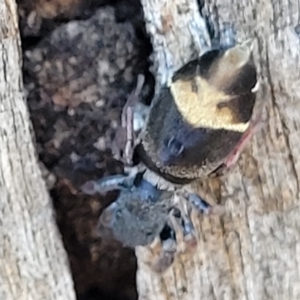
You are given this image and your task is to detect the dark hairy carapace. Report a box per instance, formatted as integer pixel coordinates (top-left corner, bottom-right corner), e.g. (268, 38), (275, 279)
(136, 41), (258, 184)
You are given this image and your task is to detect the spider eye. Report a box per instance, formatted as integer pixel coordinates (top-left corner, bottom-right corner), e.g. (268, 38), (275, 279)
(165, 137), (184, 157)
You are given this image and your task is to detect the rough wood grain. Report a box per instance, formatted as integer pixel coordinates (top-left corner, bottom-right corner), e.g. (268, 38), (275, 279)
(137, 0), (300, 299)
(0, 1), (76, 299)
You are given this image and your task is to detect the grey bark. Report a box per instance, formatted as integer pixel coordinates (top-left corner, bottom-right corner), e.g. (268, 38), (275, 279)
(0, 1), (76, 299)
(137, 0), (300, 299)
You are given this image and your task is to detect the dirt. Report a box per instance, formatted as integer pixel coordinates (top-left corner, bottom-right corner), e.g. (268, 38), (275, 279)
(18, 1), (154, 299)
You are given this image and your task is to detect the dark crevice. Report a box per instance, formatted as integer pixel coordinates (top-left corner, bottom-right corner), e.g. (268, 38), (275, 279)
(19, 0), (151, 299)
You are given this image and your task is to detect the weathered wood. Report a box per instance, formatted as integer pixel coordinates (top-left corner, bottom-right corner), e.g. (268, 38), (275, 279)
(137, 0), (300, 299)
(0, 1), (76, 299)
